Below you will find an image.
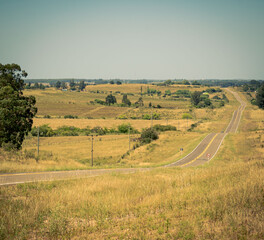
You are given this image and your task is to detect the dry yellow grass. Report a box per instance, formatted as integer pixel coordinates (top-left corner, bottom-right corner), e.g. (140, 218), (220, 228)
(0, 130), (202, 172)
(1, 90), (263, 239)
(23, 84), (214, 119)
(33, 118), (196, 131)
(1, 134), (263, 239)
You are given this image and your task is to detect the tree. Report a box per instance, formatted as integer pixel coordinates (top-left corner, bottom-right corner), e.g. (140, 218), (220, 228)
(105, 94), (116, 105)
(33, 82), (39, 89)
(55, 81), (61, 89)
(135, 97), (144, 107)
(79, 80), (86, 91)
(116, 80), (122, 85)
(122, 94), (131, 106)
(0, 63), (37, 150)
(164, 80), (172, 85)
(256, 83), (264, 109)
(191, 91), (202, 106)
(61, 81), (67, 89)
(69, 80), (75, 90)
(191, 80), (201, 85)
(140, 128), (159, 144)
(182, 80), (190, 85)
(109, 80), (114, 84)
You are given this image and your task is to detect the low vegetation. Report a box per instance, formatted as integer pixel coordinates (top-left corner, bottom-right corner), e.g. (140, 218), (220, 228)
(1, 108), (263, 238)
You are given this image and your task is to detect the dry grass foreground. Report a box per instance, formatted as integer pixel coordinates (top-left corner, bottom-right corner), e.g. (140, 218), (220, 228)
(0, 92), (263, 239)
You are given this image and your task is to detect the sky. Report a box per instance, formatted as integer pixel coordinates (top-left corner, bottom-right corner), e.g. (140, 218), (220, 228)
(0, 0), (264, 79)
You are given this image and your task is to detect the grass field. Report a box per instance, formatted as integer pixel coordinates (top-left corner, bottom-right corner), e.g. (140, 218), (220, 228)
(0, 131), (204, 173)
(33, 118), (196, 131)
(0, 85), (237, 173)
(0, 93), (263, 239)
(23, 84), (224, 119)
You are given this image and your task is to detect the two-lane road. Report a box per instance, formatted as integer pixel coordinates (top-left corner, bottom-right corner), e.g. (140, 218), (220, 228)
(166, 89), (246, 168)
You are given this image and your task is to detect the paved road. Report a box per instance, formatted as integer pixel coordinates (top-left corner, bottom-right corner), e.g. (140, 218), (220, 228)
(166, 89), (246, 168)
(0, 89), (245, 186)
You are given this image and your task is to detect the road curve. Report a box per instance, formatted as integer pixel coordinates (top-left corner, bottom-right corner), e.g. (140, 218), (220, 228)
(0, 89), (246, 186)
(166, 88), (246, 168)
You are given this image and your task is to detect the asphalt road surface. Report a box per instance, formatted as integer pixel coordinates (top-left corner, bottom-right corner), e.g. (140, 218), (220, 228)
(0, 89), (246, 186)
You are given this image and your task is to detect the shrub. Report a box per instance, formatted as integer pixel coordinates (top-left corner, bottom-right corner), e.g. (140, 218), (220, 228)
(31, 125), (55, 137)
(117, 124), (138, 134)
(140, 128), (159, 144)
(182, 113), (192, 119)
(153, 124), (177, 132)
(91, 126), (106, 135)
(142, 114), (151, 120)
(55, 126), (80, 136)
(142, 113), (160, 120)
(212, 95), (221, 100)
(94, 99), (106, 105)
(64, 115), (78, 119)
(118, 114), (128, 119)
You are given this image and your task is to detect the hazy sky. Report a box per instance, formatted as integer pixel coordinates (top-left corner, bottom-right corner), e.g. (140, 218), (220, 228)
(1, 0), (264, 79)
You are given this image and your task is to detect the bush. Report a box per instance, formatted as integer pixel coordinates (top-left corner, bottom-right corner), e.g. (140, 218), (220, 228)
(118, 114), (128, 119)
(64, 115), (78, 119)
(142, 113), (160, 120)
(212, 95), (221, 100)
(153, 124), (177, 132)
(117, 124), (138, 134)
(94, 99), (106, 105)
(55, 126), (80, 136)
(182, 113), (192, 119)
(142, 114), (151, 120)
(31, 125), (55, 137)
(140, 128), (159, 144)
(91, 126), (106, 135)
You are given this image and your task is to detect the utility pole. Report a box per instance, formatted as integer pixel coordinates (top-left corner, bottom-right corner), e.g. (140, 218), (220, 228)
(128, 126), (131, 151)
(37, 127), (39, 161)
(151, 107), (153, 128)
(91, 135), (94, 167)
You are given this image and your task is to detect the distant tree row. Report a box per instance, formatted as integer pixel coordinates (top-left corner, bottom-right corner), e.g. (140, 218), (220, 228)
(156, 79), (202, 86)
(25, 82), (47, 89)
(109, 80), (122, 85)
(190, 90), (227, 108)
(55, 80), (86, 91)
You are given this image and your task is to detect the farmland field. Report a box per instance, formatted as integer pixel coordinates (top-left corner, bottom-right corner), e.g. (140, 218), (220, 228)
(0, 84), (238, 172)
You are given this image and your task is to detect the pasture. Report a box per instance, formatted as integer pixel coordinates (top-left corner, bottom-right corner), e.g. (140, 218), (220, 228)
(0, 84), (237, 172)
(1, 95), (263, 239)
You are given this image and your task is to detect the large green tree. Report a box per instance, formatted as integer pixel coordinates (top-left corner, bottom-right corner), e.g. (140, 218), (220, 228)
(256, 83), (264, 109)
(122, 94), (131, 106)
(190, 91), (202, 106)
(0, 63), (37, 150)
(105, 94), (116, 105)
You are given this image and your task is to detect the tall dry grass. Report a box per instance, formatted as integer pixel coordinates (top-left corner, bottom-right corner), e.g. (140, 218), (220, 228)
(0, 90), (263, 239)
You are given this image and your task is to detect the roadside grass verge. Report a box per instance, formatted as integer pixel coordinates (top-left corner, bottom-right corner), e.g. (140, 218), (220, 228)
(1, 145), (263, 239)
